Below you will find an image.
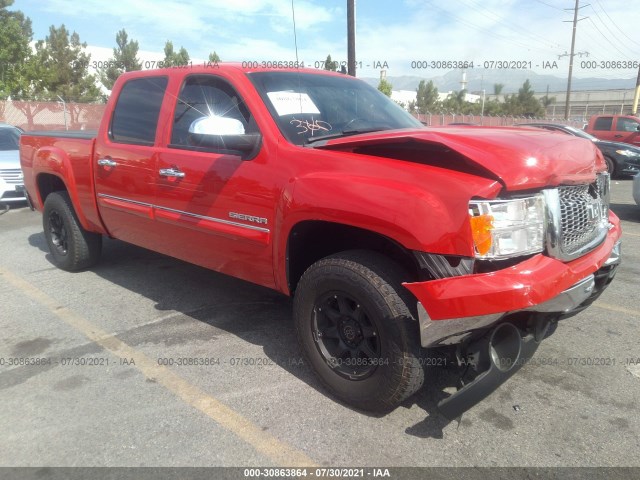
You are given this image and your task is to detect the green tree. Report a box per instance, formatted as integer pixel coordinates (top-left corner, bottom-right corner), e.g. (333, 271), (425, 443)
(163, 41), (189, 67)
(493, 83), (504, 96)
(0, 0), (33, 99)
(99, 29), (142, 90)
(14, 25), (101, 127)
(416, 80), (439, 114)
(515, 79), (544, 116)
(208, 51), (221, 63)
(441, 90), (480, 114)
(482, 98), (504, 116)
(324, 54), (337, 72)
(540, 94), (556, 108)
(378, 78), (392, 97)
(34, 25), (100, 101)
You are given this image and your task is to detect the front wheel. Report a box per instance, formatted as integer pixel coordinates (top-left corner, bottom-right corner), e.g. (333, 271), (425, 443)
(293, 250), (424, 412)
(43, 191), (102, 271)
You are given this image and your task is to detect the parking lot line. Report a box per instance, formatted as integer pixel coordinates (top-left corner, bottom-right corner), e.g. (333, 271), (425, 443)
(594, 301), (640, 317)
(0, 266), (317, 467)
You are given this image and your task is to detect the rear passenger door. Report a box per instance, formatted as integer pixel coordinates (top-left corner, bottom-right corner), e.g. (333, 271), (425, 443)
(591, 116), (615, 142)
(94, 76), (167, 248)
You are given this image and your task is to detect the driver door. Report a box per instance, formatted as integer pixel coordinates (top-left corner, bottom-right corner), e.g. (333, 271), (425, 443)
(152, 74), (276, 289)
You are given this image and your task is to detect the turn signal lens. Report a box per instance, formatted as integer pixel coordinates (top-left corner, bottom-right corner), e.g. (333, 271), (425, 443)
(470, 214), (494, 256)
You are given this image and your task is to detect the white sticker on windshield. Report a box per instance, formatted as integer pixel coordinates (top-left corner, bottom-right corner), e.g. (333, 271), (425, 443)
(267, 91), (321, 116)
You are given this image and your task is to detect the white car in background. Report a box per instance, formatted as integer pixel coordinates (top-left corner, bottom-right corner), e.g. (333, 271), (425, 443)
(0, 123), (26, 204)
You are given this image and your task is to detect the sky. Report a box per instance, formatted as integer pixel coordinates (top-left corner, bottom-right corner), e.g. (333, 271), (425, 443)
(12, 0), (640, 86)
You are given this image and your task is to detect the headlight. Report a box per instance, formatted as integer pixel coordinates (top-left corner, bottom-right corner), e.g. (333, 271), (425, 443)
(469, 195), (545, 259)
(615, 149), (640, 157)
(596, 172), (610, 220)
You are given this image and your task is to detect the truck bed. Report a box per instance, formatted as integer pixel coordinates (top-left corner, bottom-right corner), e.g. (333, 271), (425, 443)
(19, 131), (106, 234)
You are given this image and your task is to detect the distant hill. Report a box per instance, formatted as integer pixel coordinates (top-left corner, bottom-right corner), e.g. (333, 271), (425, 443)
(362, 69), (637, 94)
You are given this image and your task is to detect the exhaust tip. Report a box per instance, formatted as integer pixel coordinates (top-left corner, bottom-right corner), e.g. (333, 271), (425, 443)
(489, 323), (522, 373)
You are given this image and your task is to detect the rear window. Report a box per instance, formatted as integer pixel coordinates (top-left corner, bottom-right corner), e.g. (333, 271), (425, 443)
(593, 117), (613, 131)
(110, 77), (168, 145)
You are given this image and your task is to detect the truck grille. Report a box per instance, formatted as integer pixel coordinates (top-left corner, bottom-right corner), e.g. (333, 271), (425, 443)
(559, 185), (604, 254)
(0, 169), (23, 185)
(544, 173), (609, 262)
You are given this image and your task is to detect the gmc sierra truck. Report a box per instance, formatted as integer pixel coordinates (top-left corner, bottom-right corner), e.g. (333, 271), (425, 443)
(20, 65), (621, 419)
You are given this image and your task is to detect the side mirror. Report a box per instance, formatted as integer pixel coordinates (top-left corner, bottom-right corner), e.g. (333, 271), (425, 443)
(188, 116), (261, 160)
(190, 116), (245, 135)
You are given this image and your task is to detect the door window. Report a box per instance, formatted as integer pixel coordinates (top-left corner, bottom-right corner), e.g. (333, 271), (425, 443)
(593, 117), (613, 131)
(616, 117), (640, 132)
(170, 75), (256, 150)
(109, 76), (168, 145)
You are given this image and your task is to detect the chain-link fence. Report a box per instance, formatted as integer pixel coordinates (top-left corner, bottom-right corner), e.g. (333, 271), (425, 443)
(414, 113), (585, 128)
(1, 100), (587, 132)
(0, 100), (105, 131)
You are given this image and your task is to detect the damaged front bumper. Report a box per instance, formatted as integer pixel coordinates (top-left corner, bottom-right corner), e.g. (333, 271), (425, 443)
(402, 220), (621, 420)
(404, 219), (621, 348)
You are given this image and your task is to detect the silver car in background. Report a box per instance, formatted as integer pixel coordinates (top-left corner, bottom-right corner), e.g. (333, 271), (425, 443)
(0, 123), (26, 204)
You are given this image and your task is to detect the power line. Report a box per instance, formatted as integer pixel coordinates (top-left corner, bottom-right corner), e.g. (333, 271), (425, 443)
(587, 5), (639, 58)
(532, 0), (564, 11)
(593, 0), (640, 48)
(423, 1), (559, 56)
(458, 0), (560, 52)
(586, 18), (635, 60)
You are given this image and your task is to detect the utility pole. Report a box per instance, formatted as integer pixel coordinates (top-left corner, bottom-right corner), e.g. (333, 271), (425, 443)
(632, 64), (640, 115)
(563, 0), (588, 120)
(347, 0), (356, 77)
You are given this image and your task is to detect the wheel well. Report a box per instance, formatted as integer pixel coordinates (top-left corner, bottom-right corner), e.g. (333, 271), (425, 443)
(37, 174), (67, 203)
(286, 221), (420, 293)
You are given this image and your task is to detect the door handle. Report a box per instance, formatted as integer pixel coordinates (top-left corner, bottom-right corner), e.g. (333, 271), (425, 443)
(614, 135), (623, 138)
(97, 158), (117, 167)
(159, 168), (186, 178)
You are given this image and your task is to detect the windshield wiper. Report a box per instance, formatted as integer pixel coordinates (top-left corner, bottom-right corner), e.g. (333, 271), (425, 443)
(305, 127), (387, 144)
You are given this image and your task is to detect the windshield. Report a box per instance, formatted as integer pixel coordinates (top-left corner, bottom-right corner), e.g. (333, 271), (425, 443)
(0, 127), (21, 151)
(248, 71), (422, 145)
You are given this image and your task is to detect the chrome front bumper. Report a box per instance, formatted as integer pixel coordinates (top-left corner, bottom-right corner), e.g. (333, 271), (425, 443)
(417, 241), (621, 348)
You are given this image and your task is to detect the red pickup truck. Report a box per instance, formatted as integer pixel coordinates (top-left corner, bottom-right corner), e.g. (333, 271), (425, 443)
(584, 114), (640, 146)
(20, 65), (621, 419)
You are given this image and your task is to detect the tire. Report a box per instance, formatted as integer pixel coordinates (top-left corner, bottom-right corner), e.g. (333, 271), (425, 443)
(43, 191), (102, 271)
(293, 250), (424, 412)
(604, 156), (616, 178)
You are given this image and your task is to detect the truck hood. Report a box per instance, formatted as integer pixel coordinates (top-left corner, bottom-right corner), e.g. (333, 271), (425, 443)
(313, 127), (603, 190)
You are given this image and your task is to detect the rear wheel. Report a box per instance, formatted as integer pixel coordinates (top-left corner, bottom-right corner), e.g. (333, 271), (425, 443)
(293, 250), (424, 412)
(43, 191), (102, 271)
